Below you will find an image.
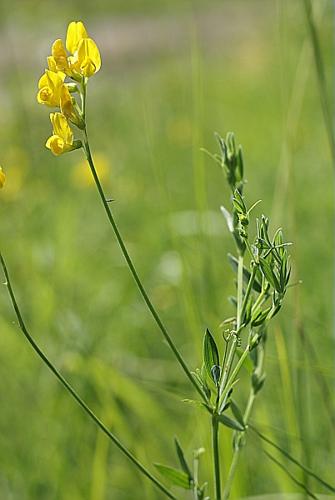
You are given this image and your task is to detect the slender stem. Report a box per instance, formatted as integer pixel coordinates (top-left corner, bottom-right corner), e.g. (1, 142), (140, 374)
(219, 335), (237, 398)
(239, 265), (256, 326)
(193, 454), (199, 500)
(219, 256), (245, 402)
(223, 337), (265, 499)
(236, 255), (244, 330)
(222, 391), (255, 500)
(81, 134), (206, 403)
(212, 415), (221, 500)
(0, 253), (177, 500)
(219, 343), (250, 412)
(222, 447), (240, 500)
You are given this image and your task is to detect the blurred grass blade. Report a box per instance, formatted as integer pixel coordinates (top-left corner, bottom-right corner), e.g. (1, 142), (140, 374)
(263, 449), (319, 500)
(251, 425), (335, 493)
(302, 0), (335, 162)
(0, 253), (177, 500)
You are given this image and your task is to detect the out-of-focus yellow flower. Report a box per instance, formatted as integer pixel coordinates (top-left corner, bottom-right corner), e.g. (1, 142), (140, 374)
(72, 153), (109, 188)
(72, 37), (101, 77)
(46, 112), (78, 156)
(0, 167), (5, 188)
(37, 70), (65, 107)
(66, 21), (88, 54)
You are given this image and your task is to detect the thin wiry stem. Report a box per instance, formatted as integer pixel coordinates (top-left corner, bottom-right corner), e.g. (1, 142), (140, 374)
(222, 339), (264, 499)
(81, 132), (206, 403)
(0, 253), (177, 500)
(263, 450), (318, 500)
(222, 391), (255, 500)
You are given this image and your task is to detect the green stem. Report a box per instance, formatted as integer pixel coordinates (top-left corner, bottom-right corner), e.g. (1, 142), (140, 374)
(222, 338), (265, 499)
(219, 256), (246, 403)
(81, 132), (206, 403)
(0, 253), (177, 500)
(212, 415), (221, 500)
(219, 335), (237, 399)
(219, 344), (250, 412)
(222, 447), (240, 500)
(193, 454), (199, 500)
(222, 391), (255, 500)
(236, 255), (244, 330)
(239, 265), (256, 325)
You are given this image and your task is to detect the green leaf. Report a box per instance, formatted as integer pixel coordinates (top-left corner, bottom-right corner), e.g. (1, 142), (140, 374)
(174, 438), (193, 481)
(220, 205), (234, 233)
(259, 257), (280, 291)
(228, 254), (262, 293)
(251, 306), (271, 327)
(230, 400), (245, 428)
(217, 414), (245, 431)
(203, 329), (220, 381)
(154, 464), (191, 489)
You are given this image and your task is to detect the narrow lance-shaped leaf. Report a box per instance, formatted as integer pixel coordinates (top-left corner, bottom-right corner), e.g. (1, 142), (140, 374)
(259, 257), (280, 291)
(203, 329), (219, 382)
(154, 464), (191, 489)
(230, 400), (245, 428)
(174, 438), (193, 481)
(217, 414), (245, 432)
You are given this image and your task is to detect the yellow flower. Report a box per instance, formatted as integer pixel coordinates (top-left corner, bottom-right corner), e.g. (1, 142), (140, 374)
(66, 21), (88, 54)
(50, 39), (69, 73)
(44, 21), (101, 82)
(46, 112), (80, 156)
(74, 37), (101, 77)
(37, 70), (65, 107)
(59, 85), (84, 128)
(0, 166), (5, 188)
(66, 21), (101, 78)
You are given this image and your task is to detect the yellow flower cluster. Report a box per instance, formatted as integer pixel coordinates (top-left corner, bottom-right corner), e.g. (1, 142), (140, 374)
(0, 166), (5, 188)
(37, 21), (101, 156)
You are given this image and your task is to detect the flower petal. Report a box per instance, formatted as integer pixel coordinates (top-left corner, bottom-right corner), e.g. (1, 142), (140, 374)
(66, 21), (88, 54)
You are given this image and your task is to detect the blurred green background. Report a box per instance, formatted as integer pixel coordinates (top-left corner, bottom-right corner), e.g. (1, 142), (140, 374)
(0, 0), (334, 498)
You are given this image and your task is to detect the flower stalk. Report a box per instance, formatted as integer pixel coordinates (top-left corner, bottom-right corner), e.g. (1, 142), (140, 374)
(0, 253), (177, 500)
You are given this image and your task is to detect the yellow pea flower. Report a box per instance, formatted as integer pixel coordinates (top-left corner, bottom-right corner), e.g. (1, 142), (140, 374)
(73, 37), (101, 77)
(59, 85), (84, 128)
(0, 166), (5, 188)
(50, 39), (69, 72)
(37, 70), (65, 107)
(46, 112), (80, 156)
(66, 21), (88, 54)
